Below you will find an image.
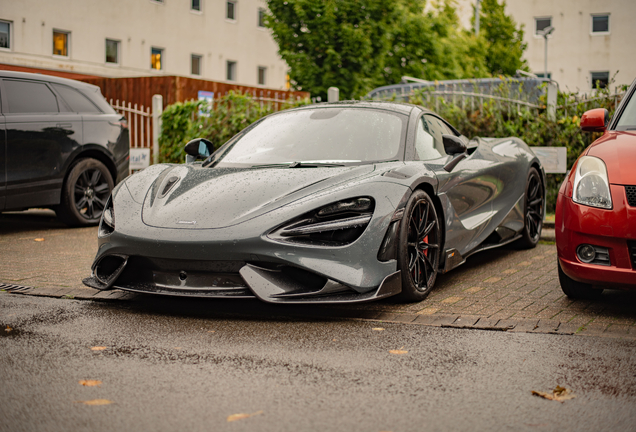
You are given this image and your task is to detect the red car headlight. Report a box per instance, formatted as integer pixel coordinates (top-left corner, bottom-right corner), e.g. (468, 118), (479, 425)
(572, 156), (612, 209)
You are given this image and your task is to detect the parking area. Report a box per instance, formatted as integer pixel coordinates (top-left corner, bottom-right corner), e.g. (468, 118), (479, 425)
(2, 209), (635, 339)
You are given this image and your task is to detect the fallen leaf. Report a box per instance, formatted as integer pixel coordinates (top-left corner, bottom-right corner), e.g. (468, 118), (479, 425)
(79, 380), (102, 387)
(389, 346), (408, 355)
(372, 328), (385, 331)
(532, 386), (576, 402)
(76, 399), (112, 406)
(34, 238), (45, 242)
(91, 346), (107, 351)
(4, 326), (12, 332)
(208, 330), (216, 333)
(174, 347), (181, 350)
(227, 410), (263, 422)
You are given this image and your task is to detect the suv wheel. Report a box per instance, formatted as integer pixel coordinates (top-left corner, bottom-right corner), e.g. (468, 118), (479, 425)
(57, 158), (114, 226)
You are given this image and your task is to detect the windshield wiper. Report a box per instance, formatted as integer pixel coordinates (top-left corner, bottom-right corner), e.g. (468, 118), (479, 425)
(251, 162), (345, 168)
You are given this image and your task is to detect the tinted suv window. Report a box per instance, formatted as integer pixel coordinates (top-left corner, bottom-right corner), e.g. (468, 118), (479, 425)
(52, 83), (101, 113)
(4, 79), (59, 113)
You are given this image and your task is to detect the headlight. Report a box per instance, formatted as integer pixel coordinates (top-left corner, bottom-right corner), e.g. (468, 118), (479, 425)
(98, 197), (115, 237)
(572, 156), (612, 209)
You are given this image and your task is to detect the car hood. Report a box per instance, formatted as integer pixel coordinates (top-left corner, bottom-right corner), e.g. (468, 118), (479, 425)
(586, 131), (636, 184)
(140, 164), (376, 229)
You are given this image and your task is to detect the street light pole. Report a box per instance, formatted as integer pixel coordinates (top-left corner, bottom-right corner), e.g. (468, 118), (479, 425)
(475, 0), (481, 35)
(538, 26), (555, 79)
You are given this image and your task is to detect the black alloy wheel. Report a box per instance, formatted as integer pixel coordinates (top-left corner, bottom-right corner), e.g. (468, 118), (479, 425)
(517, 167), (544, 249)
(57, 158), (114, 226)
(396, 190), (441, 302)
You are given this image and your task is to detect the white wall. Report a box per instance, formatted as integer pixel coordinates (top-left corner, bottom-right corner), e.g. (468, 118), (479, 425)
(0, 0), (289, 89)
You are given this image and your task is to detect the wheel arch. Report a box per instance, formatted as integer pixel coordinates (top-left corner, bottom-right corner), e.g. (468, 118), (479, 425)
(63, 147), (119, 188)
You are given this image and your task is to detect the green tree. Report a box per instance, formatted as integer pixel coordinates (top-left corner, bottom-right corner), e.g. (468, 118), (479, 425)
(477, 0), (527, 75)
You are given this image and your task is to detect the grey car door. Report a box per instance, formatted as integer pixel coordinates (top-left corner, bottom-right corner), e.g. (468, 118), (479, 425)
(2, 78), (82, 210)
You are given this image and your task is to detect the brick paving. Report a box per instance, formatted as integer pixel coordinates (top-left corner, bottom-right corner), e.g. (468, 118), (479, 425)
(1, 209), (635, 339)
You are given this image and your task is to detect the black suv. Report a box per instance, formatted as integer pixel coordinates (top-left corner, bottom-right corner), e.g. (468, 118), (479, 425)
(0, 71), (129, 225)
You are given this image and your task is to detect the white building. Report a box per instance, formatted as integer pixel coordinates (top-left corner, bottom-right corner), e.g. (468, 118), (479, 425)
(456, 0), (636, 93)
(0, 0), (289, 89)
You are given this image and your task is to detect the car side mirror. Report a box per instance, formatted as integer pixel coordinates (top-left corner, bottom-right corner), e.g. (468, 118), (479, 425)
(581, 108), (609, 132)
(442, 134), (467, 156)
(184, 138), (214, 163)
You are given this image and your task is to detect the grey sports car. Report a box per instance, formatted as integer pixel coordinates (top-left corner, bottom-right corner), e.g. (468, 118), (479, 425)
(84, 101), (545, 303)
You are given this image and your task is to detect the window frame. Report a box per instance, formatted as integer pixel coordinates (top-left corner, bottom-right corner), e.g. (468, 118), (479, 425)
(257, 7), (266, 28)
(191, 0), (202, 13)
(52, 29), (71, 58)
(226, 60), (237, 81)
(191, 54), (202, 76)
(257, 66), (266, 85)
(534, 16), (552, 37)
(590, 71), (610, 90)
(105, 39), (120, 65)
(226, 0), (237, 21)
(0, 20), (12, 51)
(150, 47), (164, 71)
(591, 14), (610, 35)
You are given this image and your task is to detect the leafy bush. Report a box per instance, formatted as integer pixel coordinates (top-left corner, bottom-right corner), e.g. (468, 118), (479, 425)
(159, 91), (309, 164)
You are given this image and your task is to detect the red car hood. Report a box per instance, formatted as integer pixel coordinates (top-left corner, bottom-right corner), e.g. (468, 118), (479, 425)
(586, 131), (636, 185)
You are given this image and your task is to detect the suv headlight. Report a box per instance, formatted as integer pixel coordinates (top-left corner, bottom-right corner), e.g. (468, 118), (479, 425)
(572, 156), (612, 209)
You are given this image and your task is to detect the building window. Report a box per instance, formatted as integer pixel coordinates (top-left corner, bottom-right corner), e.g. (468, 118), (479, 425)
(105, 39), (119, 64)
(191, 54), (202, 75)
(535, 17), (552, 35)
(258, 8), (265, 28)
(151, 47), (163, 70)
(535, 72), (552, 79)
(191, 0), (201, 11)
(258, 67), (266, 85)
(53, 30), (69, 56)
(592, 14), (609, 33)
(0, 20), (11, 49)
(591, 71), (609, 89)
(226, 61), (236, 81)
(227, 1), (236, 20)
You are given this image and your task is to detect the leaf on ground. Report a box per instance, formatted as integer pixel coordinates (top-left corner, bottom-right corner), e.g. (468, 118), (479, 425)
(76, 399), (112, 406)
(91, 346), (107, 351)
(227, 410), (263, 422)
(389, 346), (408, 355)
(532, 386), (576, 402)
(79, 380), (102, 387)
(4, 326), (12, 332)
(208, 330), (216, 333)
(372, 328), (385, 331)
(34, 238), (45, 242)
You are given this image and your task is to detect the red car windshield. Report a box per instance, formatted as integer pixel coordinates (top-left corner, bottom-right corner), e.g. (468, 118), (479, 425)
(616, 90), (636, 131)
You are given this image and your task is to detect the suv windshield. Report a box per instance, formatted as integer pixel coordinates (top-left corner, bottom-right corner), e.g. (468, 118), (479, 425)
(214, 107), (407, 167)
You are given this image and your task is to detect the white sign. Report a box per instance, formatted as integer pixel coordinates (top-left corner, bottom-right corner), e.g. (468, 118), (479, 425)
(532, 147), (567, 174)
(130, 148), (151, 170)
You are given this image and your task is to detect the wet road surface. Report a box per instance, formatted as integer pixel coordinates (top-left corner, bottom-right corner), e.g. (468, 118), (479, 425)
(2, 293), (635, 432)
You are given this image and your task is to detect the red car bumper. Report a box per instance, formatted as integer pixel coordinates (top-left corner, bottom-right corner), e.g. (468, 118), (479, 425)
(555, 185), (636, 288)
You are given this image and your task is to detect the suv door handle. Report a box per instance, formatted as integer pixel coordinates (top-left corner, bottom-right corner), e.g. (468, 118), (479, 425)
(56, 123), (73, 129)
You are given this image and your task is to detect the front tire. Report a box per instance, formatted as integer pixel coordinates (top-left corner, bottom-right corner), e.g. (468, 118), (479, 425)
(516, 167), (544, 249)
(57, 158), (114, 226)
(558, 261), (603, 300)
(396, 190), (441, 302)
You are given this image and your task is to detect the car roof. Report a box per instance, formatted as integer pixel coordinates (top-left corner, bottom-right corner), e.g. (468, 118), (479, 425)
(287, 100), (419, 116)
(0, 70), (101, 93)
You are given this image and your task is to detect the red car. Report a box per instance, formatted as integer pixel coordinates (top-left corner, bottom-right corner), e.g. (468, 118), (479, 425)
(556, 79), (636, 298)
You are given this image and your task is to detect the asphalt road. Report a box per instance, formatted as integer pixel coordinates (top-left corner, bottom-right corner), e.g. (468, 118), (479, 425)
(2, 293), (635, 432)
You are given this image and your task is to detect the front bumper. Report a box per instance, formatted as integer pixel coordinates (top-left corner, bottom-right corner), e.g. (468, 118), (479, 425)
(555, 185), (636, 288)
(84, 179), (409, 303)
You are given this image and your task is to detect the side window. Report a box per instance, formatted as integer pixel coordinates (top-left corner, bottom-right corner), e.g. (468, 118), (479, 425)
(3, 79), (59, 113)
(422, 114), (452, 156)
(414, 117), (442, 161)
(51, 84), (101, 113)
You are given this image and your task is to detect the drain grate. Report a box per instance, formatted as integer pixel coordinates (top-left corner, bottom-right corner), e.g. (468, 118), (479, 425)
(0, 283), (34, 292)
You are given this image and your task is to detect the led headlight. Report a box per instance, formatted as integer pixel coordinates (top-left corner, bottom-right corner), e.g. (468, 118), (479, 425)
(572, 156), (612, 209)
(317, 197), (372, 217)
(98, 197), (115, 237)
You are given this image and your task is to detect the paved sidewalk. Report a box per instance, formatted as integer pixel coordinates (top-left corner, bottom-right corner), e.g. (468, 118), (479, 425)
(1, 209), (635, 339)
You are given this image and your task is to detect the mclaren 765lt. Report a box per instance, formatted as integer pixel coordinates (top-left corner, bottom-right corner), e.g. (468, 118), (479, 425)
(84, 101), (545, 304)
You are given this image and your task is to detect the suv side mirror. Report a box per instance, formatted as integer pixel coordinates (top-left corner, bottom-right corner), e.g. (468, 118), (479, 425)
(581, 108), (609, 132)
(184, 138), (215, 163)
(442, 134), (467, 155)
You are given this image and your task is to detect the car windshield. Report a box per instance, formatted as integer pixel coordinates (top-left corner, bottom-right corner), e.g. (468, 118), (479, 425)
(615, 89), (636, 130)
(214, 107), (407, 167)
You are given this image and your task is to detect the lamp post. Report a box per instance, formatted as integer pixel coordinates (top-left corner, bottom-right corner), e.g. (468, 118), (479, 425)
(537, 25), (555, 79)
